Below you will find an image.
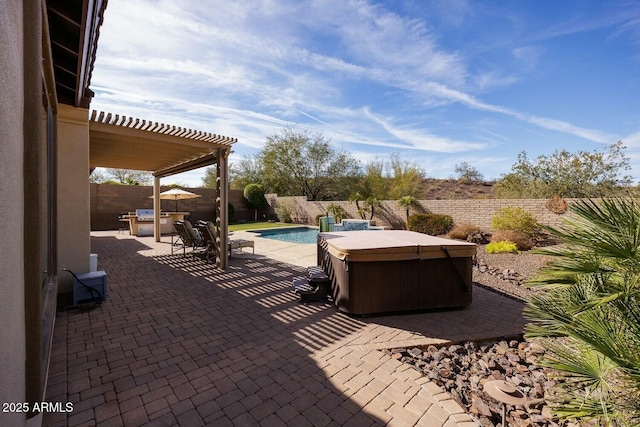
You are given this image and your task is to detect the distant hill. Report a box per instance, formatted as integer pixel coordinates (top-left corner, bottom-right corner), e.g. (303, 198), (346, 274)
(421, 178), (496, 199)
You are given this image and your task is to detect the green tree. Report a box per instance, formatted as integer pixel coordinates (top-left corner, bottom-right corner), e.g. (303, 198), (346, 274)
(165, 183), (187, 189)
(361, 159), (388, 200)
(524, 198), (640, 425)
(243, 183), (266, 221)
(90, 168), (107, 183)
(454, 161), (483, 183)
(388, 154), (425, 199)
(260, 127), (361, 200)
(105, 168), (152, 185)
(397, 195), (416, 227)
(496, 141), (632, 198)
(230, 155), (264, 190)
(201, 167), (217, 189)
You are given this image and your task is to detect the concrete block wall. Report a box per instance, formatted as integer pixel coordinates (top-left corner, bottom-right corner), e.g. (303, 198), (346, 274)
(91, 184), (251, 230)
(266, 194), (577, 231)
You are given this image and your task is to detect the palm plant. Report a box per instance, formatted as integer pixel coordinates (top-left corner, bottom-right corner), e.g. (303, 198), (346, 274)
(327, 203), (347, 223)
(349, 191), (366, 219)
(524, 197), (640, 426)
(363, 197), (380, 221)
(397, 195), (416, 228)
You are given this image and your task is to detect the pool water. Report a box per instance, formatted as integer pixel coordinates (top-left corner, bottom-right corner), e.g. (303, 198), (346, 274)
(254, 227), (319, 244)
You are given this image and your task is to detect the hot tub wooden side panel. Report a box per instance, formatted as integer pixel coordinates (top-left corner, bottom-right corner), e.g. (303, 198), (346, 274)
(347, 260), (421, 314)
(317, 237), (473, 316)
(418, 257), (473, 310)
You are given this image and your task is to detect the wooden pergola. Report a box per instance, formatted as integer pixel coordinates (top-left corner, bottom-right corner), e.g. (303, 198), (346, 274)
(89, 110), (237, 269)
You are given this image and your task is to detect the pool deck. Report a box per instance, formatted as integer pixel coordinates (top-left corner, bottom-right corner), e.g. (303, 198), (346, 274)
(232, 229), (320, 267)
(44, 230), (527, 426)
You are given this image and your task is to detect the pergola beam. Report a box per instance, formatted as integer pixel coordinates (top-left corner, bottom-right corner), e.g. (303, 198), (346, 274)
(88, 110), (237, 268)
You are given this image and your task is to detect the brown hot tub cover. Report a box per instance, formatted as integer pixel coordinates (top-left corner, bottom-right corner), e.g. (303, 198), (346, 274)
(321, 230), (476, 262)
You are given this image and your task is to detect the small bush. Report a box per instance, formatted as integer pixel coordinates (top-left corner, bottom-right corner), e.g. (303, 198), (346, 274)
(486, 241), (519, 254)
(448, 223), (481, 240)
(315, 214), (326, 225)
(491, 207), (538, 236)
(491, 230), (533, 251)
(408, 213), (454, 235)
(274, 200), (294, 223)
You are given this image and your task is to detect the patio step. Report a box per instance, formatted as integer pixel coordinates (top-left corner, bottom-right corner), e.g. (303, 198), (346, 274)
(292, 276), (330, 303)
(293, 276), (315, 293)
(307, 265), (329, 282)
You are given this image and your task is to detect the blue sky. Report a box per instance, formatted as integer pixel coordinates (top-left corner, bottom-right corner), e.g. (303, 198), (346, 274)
(91, 0), (640, 188)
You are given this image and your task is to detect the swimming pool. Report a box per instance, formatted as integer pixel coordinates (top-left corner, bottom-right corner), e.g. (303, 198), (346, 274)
(253, 227), (319, 244)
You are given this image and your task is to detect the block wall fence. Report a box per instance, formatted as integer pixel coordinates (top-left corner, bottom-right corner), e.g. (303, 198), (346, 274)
(90, 183), (252, 230)
(265, 194), (578, 231)
(92, 184), (579, 232)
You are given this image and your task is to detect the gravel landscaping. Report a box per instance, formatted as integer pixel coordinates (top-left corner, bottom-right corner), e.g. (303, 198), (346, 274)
(387, 245), (590, 427)
(473, 245), (551, 301)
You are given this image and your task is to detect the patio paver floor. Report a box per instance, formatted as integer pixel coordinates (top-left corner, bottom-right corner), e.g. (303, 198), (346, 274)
(44, 231), (527, 426)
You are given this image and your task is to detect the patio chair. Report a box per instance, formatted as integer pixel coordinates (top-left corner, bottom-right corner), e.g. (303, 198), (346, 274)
(195, 220), (217, 263)
(200, 221), (254, 258)
(229, 238), (254, 257)
(118, 212), (130, 234)
(173, 220), (206, 259)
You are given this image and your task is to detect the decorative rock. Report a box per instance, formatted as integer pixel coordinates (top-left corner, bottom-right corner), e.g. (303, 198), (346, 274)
(471, 396), (493, 417)
(409, 347), (422, 357)
(384, 338), (566, 427)
(507, 352), (522, 363)
(512, 409), (528, 419)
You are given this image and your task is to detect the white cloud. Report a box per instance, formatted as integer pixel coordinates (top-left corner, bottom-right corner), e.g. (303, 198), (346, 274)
(363, 108), (485, 153)
(91, 0), (630, 185)
(511, 46), (543, 71)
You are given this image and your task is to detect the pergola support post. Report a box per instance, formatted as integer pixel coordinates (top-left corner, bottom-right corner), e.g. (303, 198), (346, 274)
(153, 176), (161, 242)
(217, 148), (229, 269)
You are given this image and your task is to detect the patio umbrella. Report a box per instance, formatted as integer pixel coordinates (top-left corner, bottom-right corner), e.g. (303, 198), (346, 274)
(149, 188), (201, 212)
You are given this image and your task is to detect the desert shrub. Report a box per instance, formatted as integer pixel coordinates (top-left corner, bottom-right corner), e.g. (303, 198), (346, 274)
(274, 199), (294, 223)
(448, 223), (481, 240)
(491, 207), (538, 236)
(408, 213), (454, 235)
(491, 229), (533, 251)
(486, 241), (519, 254)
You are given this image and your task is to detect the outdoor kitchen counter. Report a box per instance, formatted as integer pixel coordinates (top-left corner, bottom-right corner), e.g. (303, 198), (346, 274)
(124, 212), (189, 236)
(317, 230), (476, 316)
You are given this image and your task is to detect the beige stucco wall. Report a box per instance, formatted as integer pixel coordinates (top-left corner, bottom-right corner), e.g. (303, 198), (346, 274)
(0, 1), (28, 425)
(57, 105), (91, 292)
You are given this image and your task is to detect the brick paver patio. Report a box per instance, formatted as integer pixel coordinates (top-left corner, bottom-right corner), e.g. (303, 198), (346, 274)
(44, 232), (527, 426)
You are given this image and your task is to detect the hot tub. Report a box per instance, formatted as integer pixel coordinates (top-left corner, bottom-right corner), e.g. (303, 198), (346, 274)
(317, 230), (476, 316)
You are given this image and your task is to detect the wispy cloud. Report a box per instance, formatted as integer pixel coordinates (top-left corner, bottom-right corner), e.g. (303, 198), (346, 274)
(363, 108), (485, 152)
(91, 0), (636, 185)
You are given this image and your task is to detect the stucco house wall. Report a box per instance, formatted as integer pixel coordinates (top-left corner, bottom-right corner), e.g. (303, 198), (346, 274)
(0, 2), (28, 425)
(57, 105), (91, 292)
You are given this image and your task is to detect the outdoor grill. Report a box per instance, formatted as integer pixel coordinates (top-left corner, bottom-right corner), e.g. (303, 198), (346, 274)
(136, 209), (154, 221)
(135, 209), (154, 236)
